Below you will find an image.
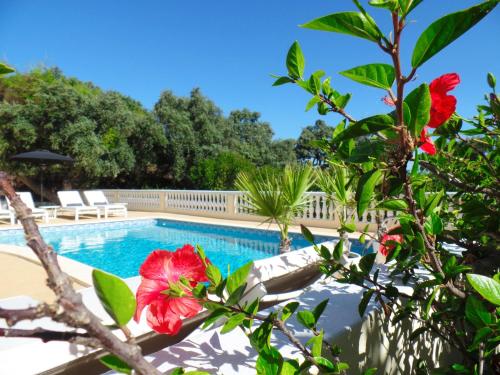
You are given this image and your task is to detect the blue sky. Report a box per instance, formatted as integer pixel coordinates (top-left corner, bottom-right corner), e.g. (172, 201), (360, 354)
(1, 1), (498, 139)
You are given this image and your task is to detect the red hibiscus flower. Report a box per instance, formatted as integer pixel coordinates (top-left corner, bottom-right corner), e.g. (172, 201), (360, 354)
(134, 244), (209, 335)
(379, 228), (403, 257)
(428, 73), (460, 128)
(419, 127), (436, 155)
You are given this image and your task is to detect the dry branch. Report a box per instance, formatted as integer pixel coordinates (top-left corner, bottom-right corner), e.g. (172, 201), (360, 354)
(0, 172), (161, 375)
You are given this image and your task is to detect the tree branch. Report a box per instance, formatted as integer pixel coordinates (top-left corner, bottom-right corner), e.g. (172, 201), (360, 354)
(0, 172), (161, 375)
(0, 327), (100, 347)
(420, 160), (500, 199)
(0, 304), (58, 326)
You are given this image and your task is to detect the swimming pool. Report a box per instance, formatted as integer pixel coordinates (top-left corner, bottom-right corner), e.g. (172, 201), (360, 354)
(0, 219), (366, 278)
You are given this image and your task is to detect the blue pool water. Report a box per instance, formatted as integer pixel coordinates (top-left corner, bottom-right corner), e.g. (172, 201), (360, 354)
(0, 219), (367, 278)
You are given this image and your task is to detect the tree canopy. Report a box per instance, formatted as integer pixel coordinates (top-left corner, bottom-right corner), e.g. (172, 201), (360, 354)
(0, 67), (325, 195)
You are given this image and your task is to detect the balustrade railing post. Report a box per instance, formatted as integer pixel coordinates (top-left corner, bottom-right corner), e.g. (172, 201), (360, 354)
(159, 191), (166, 212)
(227, 192), (236, 217)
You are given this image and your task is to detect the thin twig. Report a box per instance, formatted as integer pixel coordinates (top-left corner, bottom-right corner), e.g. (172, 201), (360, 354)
(420, 161), (500, 199)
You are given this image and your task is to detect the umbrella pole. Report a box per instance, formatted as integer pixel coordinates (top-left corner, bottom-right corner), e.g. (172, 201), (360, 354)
(40, 165), (45, 204)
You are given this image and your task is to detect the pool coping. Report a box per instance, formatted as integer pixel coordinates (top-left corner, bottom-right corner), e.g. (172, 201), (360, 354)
(0, 214), (363, 286)
(0, 211), (363, 237)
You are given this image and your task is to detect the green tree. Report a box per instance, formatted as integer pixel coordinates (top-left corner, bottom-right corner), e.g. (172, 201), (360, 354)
(295, 120), (334, 165)
(0, 67), (166, 198)
(227, 109), (275, 165)
(270, 139), (297, 167)
(189, 151), (254, 190)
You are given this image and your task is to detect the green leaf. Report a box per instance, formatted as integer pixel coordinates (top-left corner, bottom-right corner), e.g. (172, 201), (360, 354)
(369, 0), (398, 11)
(356, 169), (383, 218)
(192, 283), (207, 299)
(333, 114), (394, 143)
(206, 264), (222, 286)
(341, 222), (357, 233)
(399, 0), (423, 16)
(256, 346), (283, 375)
(359, 253), (376, 275)
(312, 299), (329, 323)
(404, 84), (431, 136)
(319, 244), (332, 260)
(402, 102), (411, 127)
(306, 330), (324, 357)
(305, 96), (321, 112)
(308, 70), (325, 95)
(202, 308), (229, 329)
(100, 355), (132, 374)
(363, 368), (378, 375)
(250, 321), (273, 350)
(424, 191), (444, 216)
(411, 1), (498, 67)
(424, 213), (443, 235)
(424, 286), (439, 319)
(0, 63), (15, 76)
(487, 72), (496, 89)
(470, 327), (493, 350)
(281, 360), (300, 375)
(225, 284), (247, 306)
(333, 92), (352, 109)
(339, 63), (395, 90)
(272, 76), (294, 86)
(300, 224), (315, 243)
(333, 239), (344, 261)
(227, 262), (253, 295)
(301, 12), (381, 42)
(286, 41), (305, 79)
(297, 310), (316, 329)
(221, 313), (246, 334)
(376, 199), (408, 211)
(314, 356), (335, 371)
(92, 269), (136, 327)
(467, 274), (500, 306)
(322, 77), (332, 96)
(281, 302), (299, 322)
(465, 296), (492, 329)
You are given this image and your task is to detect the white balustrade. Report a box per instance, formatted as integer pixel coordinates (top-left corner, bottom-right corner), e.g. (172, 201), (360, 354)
(101, 189), (397, 231)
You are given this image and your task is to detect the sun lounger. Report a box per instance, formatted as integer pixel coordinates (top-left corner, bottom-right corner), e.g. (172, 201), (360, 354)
(0, 208), (15, 225)
(83, 190), (127, 219)
(0, 196), (15, 225)
(6, 192), (49, 224)
(57, 191), (100, 221)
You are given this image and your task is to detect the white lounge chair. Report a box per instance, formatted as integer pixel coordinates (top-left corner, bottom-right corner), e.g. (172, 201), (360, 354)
(6, 192), (49, 224)
(0, 197), (15, 225)
(83, 190), (127, 219)
(57, 191), (100, 221)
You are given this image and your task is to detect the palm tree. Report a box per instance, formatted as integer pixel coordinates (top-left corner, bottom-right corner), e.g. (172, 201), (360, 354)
(316, 165), (356, 254)
(236, 164), (315, 253)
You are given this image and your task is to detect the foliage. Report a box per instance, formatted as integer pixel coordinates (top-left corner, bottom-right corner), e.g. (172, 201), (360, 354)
(0, 67), (167, 194)
(270, 1), (499, 373)
(0, 69), (301, 194)
(236, 164), (315, 252)
(189, 151), (254, 190)
(295, 120), (334, 165)
(3, 2), (500, 374)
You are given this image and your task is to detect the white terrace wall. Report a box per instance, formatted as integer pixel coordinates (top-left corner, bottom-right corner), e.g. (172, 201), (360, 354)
(102, 190), (397, 231)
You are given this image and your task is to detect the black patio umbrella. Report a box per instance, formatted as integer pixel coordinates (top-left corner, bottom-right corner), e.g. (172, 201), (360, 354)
(10, 150), (74, 203)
